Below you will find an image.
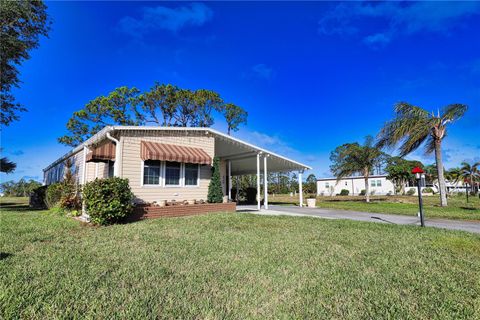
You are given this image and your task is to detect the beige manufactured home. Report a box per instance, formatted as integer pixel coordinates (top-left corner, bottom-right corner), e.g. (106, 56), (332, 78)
(44, 126), (311, 209)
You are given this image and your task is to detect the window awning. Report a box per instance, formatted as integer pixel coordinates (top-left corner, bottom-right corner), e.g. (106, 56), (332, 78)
(141, 141), (211, 165)
(86, 141), (116, 162)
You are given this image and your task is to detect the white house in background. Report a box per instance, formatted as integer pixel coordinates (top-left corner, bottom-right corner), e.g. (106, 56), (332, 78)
(317, 175), (395, 196)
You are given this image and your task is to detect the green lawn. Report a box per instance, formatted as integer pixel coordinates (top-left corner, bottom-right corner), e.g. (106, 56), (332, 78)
(270, 194), (480, 221)
(1, 198), (480, 319)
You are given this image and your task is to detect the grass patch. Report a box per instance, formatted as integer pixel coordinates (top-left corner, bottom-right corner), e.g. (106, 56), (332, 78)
(1, 198), (480, 318)
(271, 195), (480, 221)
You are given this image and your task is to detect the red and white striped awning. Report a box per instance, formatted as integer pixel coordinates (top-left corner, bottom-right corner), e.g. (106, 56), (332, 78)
(140, 141), (211, 165)
(86, 141), (116, 162)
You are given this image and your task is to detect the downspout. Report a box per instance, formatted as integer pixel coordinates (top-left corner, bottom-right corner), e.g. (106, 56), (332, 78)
(106, 131), (121, 177)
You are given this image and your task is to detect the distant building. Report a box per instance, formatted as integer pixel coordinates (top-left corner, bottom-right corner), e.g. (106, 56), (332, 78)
(317, 175), (395, 196)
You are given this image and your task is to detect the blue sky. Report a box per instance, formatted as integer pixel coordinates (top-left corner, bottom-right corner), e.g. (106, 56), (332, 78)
(2, 1), (480, 182)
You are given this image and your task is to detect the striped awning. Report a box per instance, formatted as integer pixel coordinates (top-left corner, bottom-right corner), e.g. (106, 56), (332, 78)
(141, 141), (211, 165)
(86, 141), (116, 162)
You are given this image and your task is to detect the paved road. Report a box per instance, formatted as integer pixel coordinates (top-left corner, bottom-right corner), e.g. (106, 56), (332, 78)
(237, 205), (480, 234)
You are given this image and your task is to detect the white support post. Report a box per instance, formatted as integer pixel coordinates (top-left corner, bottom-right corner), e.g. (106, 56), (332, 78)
(299, 171), (303, 207)
(228, 160), (232, 201)
(264, 155), (269, 210)
(257, 153), (261, 210)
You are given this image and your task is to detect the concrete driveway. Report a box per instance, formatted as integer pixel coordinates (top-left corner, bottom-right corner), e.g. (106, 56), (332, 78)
(237, 205), (480, 234)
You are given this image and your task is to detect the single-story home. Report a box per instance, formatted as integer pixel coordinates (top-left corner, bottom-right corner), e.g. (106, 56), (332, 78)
(44, 126), (311, 210)
(316, 175), (395, 196)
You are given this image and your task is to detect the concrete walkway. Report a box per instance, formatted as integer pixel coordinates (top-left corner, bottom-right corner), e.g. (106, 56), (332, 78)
(237, 205), (480, 234)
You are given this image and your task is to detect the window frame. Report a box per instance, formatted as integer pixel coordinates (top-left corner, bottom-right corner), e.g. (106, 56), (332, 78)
(142, 160), (162, 186)
(164, 161), (182, 187)
(376, 179), (382, 187)
(184, 163), (200, 187)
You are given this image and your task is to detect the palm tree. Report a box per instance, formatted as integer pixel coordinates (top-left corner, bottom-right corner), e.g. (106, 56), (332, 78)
(330, 136), (386, 202)
(459, 162), (480, 196)
(377, 102), (468, 206)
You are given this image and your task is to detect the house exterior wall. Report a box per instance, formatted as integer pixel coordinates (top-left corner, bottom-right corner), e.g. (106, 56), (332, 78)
(44, 149), (84, 185)
(317, 176), (395, 196)
(119, 130), (215, 204)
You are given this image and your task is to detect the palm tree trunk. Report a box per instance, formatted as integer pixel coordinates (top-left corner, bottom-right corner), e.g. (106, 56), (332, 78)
(364, 176), (370, 203)
(434, 140), (448, 206)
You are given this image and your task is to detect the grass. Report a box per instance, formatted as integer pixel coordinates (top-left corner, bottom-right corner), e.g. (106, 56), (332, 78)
(1, 197), (480, 319)
(270, 194), (480, 221)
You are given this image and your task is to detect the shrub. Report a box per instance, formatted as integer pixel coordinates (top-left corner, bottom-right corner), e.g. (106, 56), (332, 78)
(422, 187), (434, 194)
(45, 182), (81, 210)
(359, 189), (366, 196)
(82, 177), (134, 225)
(207, 157), (223, 203)
(45, 183), (63, 208)
(29, 185), (47, 209)
(245, 187), (257, 204)
(339, 189), (349, 196)
(406, 188), (416, 196)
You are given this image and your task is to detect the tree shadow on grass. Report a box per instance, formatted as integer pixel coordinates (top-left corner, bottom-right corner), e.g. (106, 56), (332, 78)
(0, 201), (44, 212)
(0, 252), (13, 260)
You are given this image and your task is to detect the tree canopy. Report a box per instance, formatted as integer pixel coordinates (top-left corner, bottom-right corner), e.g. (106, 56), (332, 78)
(377, 102), (468, 206)
(384, 156), (423, 194)
(1, 0), (50, 126)
(330, 136), (387, 202)
(58, 84), (248, 147)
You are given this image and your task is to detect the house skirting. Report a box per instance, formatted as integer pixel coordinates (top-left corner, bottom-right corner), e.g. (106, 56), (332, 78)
(130, 202), (236, 220)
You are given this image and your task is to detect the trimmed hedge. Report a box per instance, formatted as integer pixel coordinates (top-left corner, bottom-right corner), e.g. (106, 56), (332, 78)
(339, 189), (349, 196)
(82, 177), (134, 225)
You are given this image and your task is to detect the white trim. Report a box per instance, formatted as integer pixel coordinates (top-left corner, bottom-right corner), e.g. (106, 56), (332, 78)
(257, 153), (261, 211)
(264, 155), (268, 210)
(140, 160), (144, 187)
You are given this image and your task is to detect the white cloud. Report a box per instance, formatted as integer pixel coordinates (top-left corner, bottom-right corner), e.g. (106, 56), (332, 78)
(119, 2), (213, 37)
(319, 2), (480, 47)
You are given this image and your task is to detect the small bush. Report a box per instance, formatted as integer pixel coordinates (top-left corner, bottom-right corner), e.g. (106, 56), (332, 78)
(29, 185), (47, 209)
(339, 189), (349, 196)
(45, 183), (63, 208)
(422, 187), (434, 194)
(245, 187), (257, 204)
(359, 189), (366, 196)
(406, 188), (416, 196)
(45, 182), (81, 210)
(82, 177), (134, 225)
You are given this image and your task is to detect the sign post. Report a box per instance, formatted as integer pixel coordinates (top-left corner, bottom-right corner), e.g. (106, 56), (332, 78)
(412, 167), (425, 227)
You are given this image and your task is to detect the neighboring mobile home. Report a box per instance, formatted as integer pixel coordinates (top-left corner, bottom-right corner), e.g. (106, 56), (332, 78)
(316, 175), (395, 196)
(44, 126), (311, 209)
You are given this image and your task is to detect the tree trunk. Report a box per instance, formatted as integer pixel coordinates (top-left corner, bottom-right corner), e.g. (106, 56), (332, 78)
(401, 179), (406, 195)
(434, 140), (448, 206)
(364, 176), (370, 203)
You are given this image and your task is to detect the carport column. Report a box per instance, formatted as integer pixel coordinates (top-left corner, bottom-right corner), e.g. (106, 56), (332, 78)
(264, 155), (269, 210)
(257, 153), (261, 210)
(299, 170), (304, 207)
(228, 160), (232, 200)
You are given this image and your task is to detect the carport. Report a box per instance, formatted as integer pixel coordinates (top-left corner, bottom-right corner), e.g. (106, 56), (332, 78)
(210, 130), (312, 210)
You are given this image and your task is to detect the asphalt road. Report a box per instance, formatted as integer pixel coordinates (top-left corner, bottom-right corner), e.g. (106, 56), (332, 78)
(238, 205), (480, 234)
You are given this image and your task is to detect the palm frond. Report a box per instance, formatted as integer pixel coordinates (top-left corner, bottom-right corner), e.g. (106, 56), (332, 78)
(441, 104), (468, 125)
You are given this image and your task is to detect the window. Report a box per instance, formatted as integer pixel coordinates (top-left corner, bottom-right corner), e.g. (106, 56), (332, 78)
(143, 160), (161, 185)
(376, 180), (382, 187)
(184, 163), (199, 186)
(371, 180), (376, 187)
(165, 161), (181, 186)
(108, 161), (115, 178)
(325, 182), (329, 189)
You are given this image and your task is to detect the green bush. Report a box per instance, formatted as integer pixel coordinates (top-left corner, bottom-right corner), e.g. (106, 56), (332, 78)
(45, 182), (81, 210)
(45, 183), (63, 208)
(339, 189), (349, 196)
(82, 177), (134, 225)
(406, 188), (416, 196)
(359, 189), (366, 196)
(422, 187), (434, 194)
(207, 157), (223, 203)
